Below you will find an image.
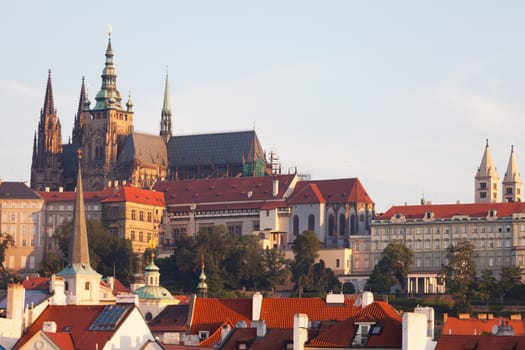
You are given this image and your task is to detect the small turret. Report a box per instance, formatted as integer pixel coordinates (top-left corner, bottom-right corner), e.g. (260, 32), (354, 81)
(502, 145), (522, 202)
(160, 70), (172, 143)
(475, 139), (500, 203)
(197, 254), (208, 298)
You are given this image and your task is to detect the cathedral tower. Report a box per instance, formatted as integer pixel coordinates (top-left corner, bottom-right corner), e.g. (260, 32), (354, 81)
(30, 70), (64, 191)
(475, 140), (499, 203)
(502, 145), (522, 202)
(81, 32), (134, 190)
(160, 71), (172, 143)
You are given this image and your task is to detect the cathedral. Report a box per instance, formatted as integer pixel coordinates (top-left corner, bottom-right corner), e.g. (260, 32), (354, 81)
(31, 34), (272, 192)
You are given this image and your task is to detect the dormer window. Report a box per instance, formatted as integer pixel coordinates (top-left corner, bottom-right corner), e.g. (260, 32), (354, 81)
(198, 331), (209, 341)
(352, 323), (375, 347)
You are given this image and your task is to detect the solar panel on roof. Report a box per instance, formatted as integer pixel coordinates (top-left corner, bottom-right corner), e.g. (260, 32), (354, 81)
(89, 304), (130, 331)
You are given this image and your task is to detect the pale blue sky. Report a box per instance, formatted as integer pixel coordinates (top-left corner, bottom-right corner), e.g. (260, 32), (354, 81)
(1, 1), (525, 211)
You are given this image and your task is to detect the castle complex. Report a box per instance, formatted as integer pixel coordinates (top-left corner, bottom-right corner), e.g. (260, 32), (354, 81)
(30, 33), (270, 192)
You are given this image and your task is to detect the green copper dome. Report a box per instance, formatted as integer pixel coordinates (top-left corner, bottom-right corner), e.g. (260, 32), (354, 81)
(135, 285), (175, 301)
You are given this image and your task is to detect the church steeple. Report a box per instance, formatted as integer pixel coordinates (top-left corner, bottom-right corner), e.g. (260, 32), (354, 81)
(30, 70), (63, 191)
(72, 77), (87, 145)
(475, 139), (500, 203)
(93, 30), (122, 110)
(160, 71), (172, 143)
(503, 145), (522, 202)
(70, 157), (91, 267)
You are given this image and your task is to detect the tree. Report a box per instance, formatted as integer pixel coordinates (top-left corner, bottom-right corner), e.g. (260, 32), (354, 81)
(259, 247), (290, 290)
(440, 239), (477, 312)
(291, 230), (320, 285)
(366, 242), (413, 293)
(474, 269), (497, 305)
(0, 232), (14, 272)
(52, 219), (135, 286)
(498, 265), (523, 300)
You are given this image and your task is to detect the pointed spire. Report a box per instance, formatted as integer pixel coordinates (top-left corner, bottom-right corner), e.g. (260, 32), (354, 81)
(72, 77), (87, 145)
(477, 139), (498, 177)
(197, 253), (208, 298)
(43, 69), (55, 117)
(69, 150), (91, 267)
(160, 69), (172, 143)
(93, 31), (122, 110)
(504, 145), (521, 183)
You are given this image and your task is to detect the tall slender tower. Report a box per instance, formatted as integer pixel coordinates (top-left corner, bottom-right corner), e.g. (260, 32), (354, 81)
(160, 71), (172, 143)
(502, 145), (522, 202)
(30, 70), (64, 191)
(82, 31), (134, 190)
(57, 153), (101, 305)
(475, 140), (500, 203)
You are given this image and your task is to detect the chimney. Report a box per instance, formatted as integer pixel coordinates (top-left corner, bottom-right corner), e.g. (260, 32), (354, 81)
(45, 186), (50, 192)
(43, 321), (57, 333)
(402, 312), (428, 350)
(413, 306), (435, 340)
(362, 291), (374, 308)
(273, 179), (279, 197)
(7, 283), (25, 336)
(293, 313), (308, 350)
(221, 324), (232, 343)
(252, 292), (263, 321)
(59, 187), (63, 192)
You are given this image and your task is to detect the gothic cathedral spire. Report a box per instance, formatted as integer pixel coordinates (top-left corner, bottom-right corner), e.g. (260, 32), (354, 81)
(160, 70), (172, 143)
(30, 70), (64, 191)
(475, 139), (499, 203)
(502, 145), (522, 202)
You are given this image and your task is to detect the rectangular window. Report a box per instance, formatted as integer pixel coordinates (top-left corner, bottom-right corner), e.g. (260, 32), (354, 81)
(130, 230), (136, 241)
(253, 221), (260, 231)
(131, 209), (136, 220)
(434, 256), (441, 267)
(139, 211), (144, 221)
(227, 223), (243, 235)
(29, 256), (35, 269)
(139, 232), (144, 242)
(147, 212), (152, 222)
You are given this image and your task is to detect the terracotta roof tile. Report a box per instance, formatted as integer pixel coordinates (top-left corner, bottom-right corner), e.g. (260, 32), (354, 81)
(442, 315), (525, 336)
(101, 186), (165, 206)
(219, 328), (293, 350)
(436, 335), (525, 350)
(260, 297), (359, 328)
(288, 178), (374, 206)
(39, 187), (115, 202)
(191, 298), (252, 336)
(44, 331), (75, 350)
(14, 305), (134, 350)
(22, 277), (49, 290)
(379, 202), (525, 220)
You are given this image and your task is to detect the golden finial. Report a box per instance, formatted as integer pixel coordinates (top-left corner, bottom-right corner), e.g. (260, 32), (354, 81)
(108, 24), (113, 38)
(77, 148), (83, 160)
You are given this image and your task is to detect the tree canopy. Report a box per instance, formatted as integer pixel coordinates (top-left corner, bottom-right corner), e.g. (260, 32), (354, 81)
(366, 242), (413, 293)
(440, 239), (477, 312)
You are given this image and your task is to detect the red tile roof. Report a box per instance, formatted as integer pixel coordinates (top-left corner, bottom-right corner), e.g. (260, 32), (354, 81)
(307, 301), (402, 348)
(22, 277), (49, 290)
(379, 202), (525, 220)
(38, 187), (115, 202)
(101, 186), (165, 206)
(288, 178), (374, 205)
(149, 304), (190, 332)
(260, 297), (359, 328)
(219, 328), (293, 350)
(287, 183), (326, 205)
(436, 335), (525, 350)
(44, 331), (75, 350)
(190, 298), (252, 337)
(154, 175), (296, 206)
(14, 305), (133, 350)
(442, 315), (525, 336)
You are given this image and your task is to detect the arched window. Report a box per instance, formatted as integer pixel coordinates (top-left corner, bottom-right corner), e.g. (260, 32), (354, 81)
(339, 214), (346, 236)
(293, 215), (299, 236)
(328, 214), (334, 236)
(85, 282), (90, 291)
(350, 214), (356, 235)
(145, 312), (153, 321)
(308, 214), (315, 231)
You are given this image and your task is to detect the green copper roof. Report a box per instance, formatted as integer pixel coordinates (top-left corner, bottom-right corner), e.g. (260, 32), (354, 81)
(134, 285), (174, 301)
(93, 36), (123, 110)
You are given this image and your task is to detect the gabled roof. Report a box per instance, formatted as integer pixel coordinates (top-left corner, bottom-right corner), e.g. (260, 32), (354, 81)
(378, 202), (525, 220)
(436, 335), (525, 350)
(286, 183), (325, 205)
(22, 277), (50, 290)
(14, 304), (135, 350)
(101, 185), (165, 207)
(149, 304), (190, 332)
(190, 298), (252, 336)
(260, 297), (359, 328)
(154, 174), (296, 210)
(167, 130), (265, 168)
(306, 301), (402, 348)
(44, 331), (75, 350)
(0, 182), (42, 200)
(442, 315), (525, 336)
(288, 178), (374, 205)
(219, 328), (293, 350)
(118, 132), (168, 166)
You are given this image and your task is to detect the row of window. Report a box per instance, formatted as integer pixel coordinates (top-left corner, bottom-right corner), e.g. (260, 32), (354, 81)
(376, 224), (517, 236)
(130, 230), (156, 243)
(130, 209), (156, 222)
(1, 202), (39, 209)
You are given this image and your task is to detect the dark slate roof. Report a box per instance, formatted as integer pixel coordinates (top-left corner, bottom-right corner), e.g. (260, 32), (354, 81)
(62, 143), (79, 179)
(118, 132), (167, 166)
(167, 130), (265, 168)
(0, 182), (42, 199)
(0, 290), (50, 309)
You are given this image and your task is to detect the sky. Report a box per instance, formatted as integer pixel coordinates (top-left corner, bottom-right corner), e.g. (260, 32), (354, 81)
(2, 1), (525, 212)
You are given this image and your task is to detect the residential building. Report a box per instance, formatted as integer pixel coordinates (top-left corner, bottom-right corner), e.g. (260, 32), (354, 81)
(101, 186), (165, 253)
(1, 182), (45, 274)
